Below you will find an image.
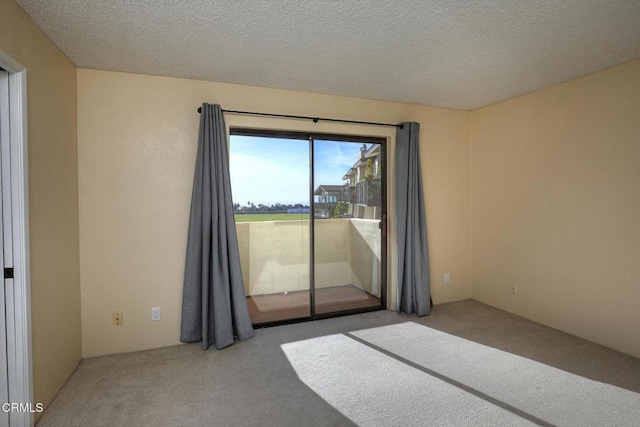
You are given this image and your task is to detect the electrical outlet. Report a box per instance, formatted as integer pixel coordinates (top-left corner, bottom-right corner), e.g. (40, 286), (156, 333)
(444, 273), (450, 284)
(510, 283), (518, 294)
(113, 311), (123, 326)
(152, 307), (161, 321)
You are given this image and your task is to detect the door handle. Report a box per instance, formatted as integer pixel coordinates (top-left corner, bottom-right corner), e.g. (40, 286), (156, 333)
(379, 214), (387, 238)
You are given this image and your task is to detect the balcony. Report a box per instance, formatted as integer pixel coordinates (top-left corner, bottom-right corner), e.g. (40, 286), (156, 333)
(235, 218), (381, 297)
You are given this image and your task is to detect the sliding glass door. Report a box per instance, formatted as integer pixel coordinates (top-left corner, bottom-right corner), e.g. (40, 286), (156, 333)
(229, 133), (311, 324)
(230, 130), (386, 325)
(313, 139), (385, 315)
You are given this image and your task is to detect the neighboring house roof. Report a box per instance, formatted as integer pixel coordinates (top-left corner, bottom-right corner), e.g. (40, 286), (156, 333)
(342, 167), (356, 181)
(341, 144), (381, 181)
(353, 144), (381, 168)
(314, 185), (346, 195)
(363, 144), (380, 159)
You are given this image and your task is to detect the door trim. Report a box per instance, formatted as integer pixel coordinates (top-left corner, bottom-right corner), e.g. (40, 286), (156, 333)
(0, 49), (33, 427)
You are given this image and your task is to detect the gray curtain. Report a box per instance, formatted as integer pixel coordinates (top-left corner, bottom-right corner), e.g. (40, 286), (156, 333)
(180, 103), (255, 349)
(396, 122), (431, 316)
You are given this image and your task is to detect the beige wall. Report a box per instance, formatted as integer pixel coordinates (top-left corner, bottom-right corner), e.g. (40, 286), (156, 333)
(0, 0), (81, 416)
(78, 68), (471, 357)
(470, 59), (640, 358)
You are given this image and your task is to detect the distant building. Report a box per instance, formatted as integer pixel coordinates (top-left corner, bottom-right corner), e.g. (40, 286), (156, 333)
(313, 184), (345, 218)
(313, 143), (382, 220)
(341, 144), (381, 219)
(287, 207), (310, 214)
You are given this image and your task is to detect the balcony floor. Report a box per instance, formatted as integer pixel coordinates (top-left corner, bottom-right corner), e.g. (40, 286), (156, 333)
(247, 285), (381, 325)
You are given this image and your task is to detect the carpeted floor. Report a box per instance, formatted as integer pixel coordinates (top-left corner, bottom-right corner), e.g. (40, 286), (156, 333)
(37, 300), (640, 426)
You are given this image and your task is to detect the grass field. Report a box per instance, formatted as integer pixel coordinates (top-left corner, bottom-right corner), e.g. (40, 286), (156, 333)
(234, 213), (309, 222)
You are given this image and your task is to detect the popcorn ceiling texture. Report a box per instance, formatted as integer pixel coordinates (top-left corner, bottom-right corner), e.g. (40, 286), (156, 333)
(15, 0), (640, 109)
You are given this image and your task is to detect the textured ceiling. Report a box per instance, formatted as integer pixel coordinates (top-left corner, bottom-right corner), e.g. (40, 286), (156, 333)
(15, 0), (640, 110)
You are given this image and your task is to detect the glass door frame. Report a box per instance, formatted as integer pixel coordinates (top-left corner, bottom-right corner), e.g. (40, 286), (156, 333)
(230, 128), (387, 327)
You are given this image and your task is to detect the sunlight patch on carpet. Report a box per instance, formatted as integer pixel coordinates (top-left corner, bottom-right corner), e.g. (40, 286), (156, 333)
(281, 333), (534, 426)
(281, 322), (640, 426)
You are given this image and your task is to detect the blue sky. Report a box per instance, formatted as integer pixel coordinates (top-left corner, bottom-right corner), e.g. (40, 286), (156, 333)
(229, 135), (367, 206)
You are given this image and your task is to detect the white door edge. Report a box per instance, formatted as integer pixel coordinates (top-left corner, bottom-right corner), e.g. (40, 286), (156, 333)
(0, 48), (33, 427)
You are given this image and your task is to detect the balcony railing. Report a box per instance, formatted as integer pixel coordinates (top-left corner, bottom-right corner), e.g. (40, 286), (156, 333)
(340, 186), (357, 203)
(342, 179), (380, 207)
(314, 202), (338, 211)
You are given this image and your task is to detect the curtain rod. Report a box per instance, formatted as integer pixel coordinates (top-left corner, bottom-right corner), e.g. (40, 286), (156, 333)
(196, 107), (404, 129)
